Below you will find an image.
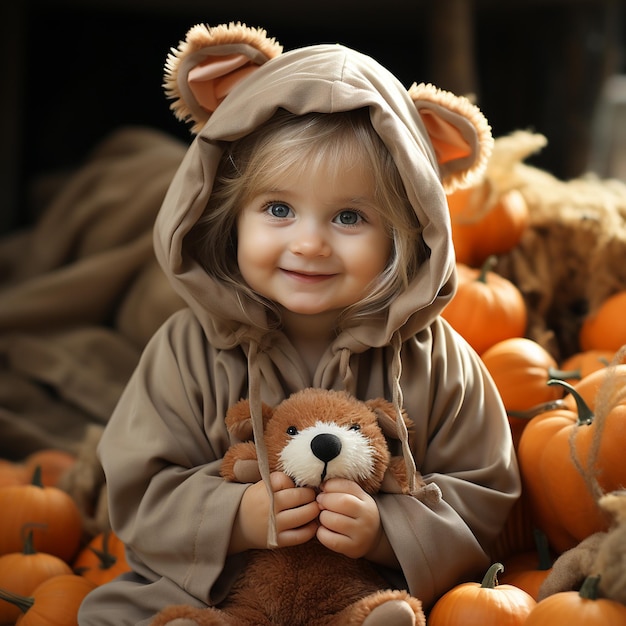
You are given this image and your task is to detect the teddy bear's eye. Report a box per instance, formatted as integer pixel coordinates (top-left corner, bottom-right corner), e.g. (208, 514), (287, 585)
(286, 426), (298, 436)
(348, 424), (361, 432)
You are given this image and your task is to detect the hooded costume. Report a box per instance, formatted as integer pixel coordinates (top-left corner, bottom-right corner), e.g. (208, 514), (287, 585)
(79, 23), (520, 626)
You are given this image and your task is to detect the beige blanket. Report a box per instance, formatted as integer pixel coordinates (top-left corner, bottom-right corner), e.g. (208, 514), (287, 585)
(0, 127), (186, 466)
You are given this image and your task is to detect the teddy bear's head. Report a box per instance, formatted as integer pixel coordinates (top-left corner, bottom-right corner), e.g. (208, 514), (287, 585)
(224, 388), (413, 494)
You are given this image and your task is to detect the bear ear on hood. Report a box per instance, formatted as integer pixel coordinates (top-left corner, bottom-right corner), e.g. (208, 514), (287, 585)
(409, 82), (493, 193)
(164, 22), (283, 133)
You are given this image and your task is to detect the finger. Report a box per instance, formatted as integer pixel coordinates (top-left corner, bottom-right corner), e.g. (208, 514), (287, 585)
(317, 491), (360, 517)
(269, 471), (296, 492)
(277, 520), (319, 548)
(274, 486), (317, 513)
(318, 508), (353, 535)
(275, 500), (320, 532)
(316, 524), (357, 557)
(320, 478), (365, 496)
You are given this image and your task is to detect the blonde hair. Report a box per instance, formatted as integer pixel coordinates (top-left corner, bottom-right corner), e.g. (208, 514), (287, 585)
(186, 108), (427, 327)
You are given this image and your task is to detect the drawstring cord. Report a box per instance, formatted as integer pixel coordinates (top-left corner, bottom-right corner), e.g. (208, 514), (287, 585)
(391, 331), (419, 495)
(247, 340), (279, 548)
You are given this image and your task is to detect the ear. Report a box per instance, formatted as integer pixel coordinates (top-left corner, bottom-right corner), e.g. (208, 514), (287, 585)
(409, 83), (493, 193)
(365, 398), (413, 439)
(225, 399), (274, 441)
(164, 22), (283, 133)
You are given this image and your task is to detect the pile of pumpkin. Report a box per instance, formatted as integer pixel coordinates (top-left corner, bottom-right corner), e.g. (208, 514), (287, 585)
(425, 181), (626, 623)
(0, 452), (130, 625)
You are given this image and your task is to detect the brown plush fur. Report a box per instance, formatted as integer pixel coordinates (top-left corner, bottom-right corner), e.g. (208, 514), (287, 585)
(538, 491), (626, 605)
(150, 389), (426, 626)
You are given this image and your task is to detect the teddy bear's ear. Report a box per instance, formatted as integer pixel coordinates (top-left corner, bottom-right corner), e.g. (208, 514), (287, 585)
(225, 399), (274, 441)
(164, 22), (283, 133)
(365, 398), (413, 439)
(409, 83), (493, 193)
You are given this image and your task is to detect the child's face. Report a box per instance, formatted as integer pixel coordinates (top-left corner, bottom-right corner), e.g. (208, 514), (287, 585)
(237, 160), (392, 318)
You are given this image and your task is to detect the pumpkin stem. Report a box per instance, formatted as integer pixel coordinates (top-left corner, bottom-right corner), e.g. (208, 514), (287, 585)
(0, 588), (33, 614)
(22, 529), (37, 555)
(546, 366), (581, 382)
(532, 528), (553, 571)
(90, 530), (118, 570)
(547, 379), (594, 425)
(477, 255), (498, 284)
(578, 575), (601, 600)
(480, 562), (504, 589)
(30, 465), (44, 488)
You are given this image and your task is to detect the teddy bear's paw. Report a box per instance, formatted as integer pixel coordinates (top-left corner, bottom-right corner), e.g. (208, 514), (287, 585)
(362, 599), (421, 626)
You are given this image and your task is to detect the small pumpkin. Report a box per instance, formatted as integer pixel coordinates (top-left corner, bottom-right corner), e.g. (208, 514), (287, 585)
(73, 530), (131, 585)
(22, 449), (76, 488)
(500, 529), (553, 601)
(447, 184), (529, 267)
(518, 368), (626, 554)
(0, 466), (83, 563)
(524, 575), (626, 625)
(558, 349), (615, 385)
(442, 256), (527, 355)
(0, 574), (95, 626)
(0, 529), (73, 624)
(481, 337), (566, 447)
(579, 290), (626, 352)
(428, 563), (536, 625)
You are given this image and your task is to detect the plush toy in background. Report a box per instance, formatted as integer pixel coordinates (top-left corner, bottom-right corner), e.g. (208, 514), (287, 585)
(151, 388), (432, 626)
(537, 490), (626, 605)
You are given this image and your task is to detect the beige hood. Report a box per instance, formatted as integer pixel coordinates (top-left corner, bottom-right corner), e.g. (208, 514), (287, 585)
(154, 23), (492, 355)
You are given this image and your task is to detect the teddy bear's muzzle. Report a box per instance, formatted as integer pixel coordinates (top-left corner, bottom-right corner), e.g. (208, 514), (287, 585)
(311, 433), (342, 481)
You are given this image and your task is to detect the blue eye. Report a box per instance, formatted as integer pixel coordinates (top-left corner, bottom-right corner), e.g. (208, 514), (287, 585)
(335, 210), (362, 225)
(268, 203), (291, 218)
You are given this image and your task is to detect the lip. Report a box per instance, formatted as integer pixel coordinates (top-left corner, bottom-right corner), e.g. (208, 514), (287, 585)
(281, 269), (336, 283)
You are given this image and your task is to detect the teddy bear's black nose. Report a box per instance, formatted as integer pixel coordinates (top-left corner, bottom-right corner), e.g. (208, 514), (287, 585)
(310, 433), (342, 463)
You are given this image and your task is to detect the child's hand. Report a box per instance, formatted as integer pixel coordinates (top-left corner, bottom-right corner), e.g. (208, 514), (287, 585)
(315, 478), (383, 560)
(229, 471), (319, 553)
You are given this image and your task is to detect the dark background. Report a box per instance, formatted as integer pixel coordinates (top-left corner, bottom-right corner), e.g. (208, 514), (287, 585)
(1, 0), (624, 233)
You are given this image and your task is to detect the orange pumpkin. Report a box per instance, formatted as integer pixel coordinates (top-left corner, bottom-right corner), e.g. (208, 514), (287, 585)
(0, 574), (95, 626)
(500, 529), (553, 601)
(481, 337), (565, 447)
(442, 256), (527, 355)
(428, 563), (536, 625)
(447, 185), (529, 267)
(559, 349), (615, 385)
(524, 575), (626, 624)
(0, 530), (73, 624)
(73, 530), (131, 585)
(579, 290), (626, 352)
(0, 466), (83, 563)
(22, 449), (76, 488)
(517, 369), (626, 553)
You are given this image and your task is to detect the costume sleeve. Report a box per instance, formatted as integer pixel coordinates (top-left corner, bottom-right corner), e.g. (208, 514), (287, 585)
(98, 309), (249, 604)
(378, 318), (520, 608)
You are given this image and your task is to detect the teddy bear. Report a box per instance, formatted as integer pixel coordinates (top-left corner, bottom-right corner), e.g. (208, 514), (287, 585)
(150, 388), (429, 626)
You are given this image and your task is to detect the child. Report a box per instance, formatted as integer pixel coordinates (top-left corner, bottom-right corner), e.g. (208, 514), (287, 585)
(79, 22), (520, 626)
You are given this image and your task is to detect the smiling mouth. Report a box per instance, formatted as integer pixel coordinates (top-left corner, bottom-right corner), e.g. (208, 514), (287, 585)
(282, 269), (335, 283)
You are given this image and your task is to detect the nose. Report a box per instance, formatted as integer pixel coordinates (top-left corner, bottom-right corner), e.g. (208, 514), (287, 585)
(311, 433), (342, 463)
(289, 222), (331, 257)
